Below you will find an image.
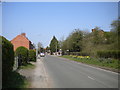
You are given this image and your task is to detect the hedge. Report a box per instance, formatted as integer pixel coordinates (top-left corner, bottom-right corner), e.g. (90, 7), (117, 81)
(15, 46), (28, 65)
(28, 49), (36, 62)
(97, 50), (120, 59)
(1, 36), (14, 85)
(70, 52), (89, 56)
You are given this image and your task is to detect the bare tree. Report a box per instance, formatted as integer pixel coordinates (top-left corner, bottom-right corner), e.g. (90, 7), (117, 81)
(37, 42), (43, 53)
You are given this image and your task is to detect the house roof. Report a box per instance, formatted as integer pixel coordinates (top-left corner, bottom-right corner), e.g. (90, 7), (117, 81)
(11, 33), (31, 43)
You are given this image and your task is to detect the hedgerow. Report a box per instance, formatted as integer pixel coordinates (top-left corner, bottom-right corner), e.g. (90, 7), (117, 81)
(15, 46), (28, 65)
(1, 36), (14, 87)
(28, 49), (36, 62)
(97, 50), (120, 59)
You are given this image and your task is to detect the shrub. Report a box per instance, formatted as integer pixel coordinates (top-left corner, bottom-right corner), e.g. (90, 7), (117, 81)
(28, 49), (36, 62)
(97, 50), (120, 59)
(1, 36), (14, 86)
(15, 46), (28, 65)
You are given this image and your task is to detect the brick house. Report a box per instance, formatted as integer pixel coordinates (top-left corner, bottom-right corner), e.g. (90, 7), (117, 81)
(11, 33), (34, 51)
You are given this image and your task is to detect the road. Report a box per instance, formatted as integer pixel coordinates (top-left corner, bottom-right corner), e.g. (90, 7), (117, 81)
(43, 55), (118, 88)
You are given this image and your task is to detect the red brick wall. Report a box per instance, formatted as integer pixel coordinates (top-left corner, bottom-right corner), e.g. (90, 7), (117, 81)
(11, 35), (30, 51)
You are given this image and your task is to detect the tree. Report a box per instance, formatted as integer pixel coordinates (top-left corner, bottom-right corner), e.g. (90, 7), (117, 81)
(32, 43), (36, 49)
(59, 36), (65, 49)
(49, 36), (59, 54)
(46, 46), (50, 53)
(91, 27), (106, 45)
(110, 19), (120, 50)
(70, 29), (83, 52)
(104, 32), (113, 44)
(62, 29), (83, 52)
(37, 42), (43, 53)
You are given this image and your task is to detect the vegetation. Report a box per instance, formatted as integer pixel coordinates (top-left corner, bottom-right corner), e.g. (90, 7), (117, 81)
(97, 50), (120, 59)
(2, 36), (14, 73)
(49, 36), (59, 54)
(28, 49), (36, 62)
(60, 55), (119, 71)
(1, 36), (15, 87)
(15, 46), (29, 65)
(1, 36), (29, 88)
(60, 19), (119, 59)
(37, 42), (44, 53)
(2, 71), (29, 88)
(62, 29), (83, 52)
(58, 19), (120, 71)
(20, 62), (35, 69)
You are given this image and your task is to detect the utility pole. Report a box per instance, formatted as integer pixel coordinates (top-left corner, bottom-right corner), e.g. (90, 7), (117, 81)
(36, 44), (38, 60)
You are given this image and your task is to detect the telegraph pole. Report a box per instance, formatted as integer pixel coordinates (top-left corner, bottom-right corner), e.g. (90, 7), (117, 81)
(36, 44), (38, 60)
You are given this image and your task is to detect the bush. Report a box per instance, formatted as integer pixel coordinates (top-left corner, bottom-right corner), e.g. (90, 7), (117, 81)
(1, 36), (14, 86)
(15, 46), (28, 65)
(28, 49), (36, 62)
(97, 50), (120, 59)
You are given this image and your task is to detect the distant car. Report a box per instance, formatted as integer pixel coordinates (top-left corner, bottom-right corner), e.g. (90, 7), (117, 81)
(40, 53), (45, 57)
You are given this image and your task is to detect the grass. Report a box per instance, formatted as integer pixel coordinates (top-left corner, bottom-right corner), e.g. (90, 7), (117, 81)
(60, 55), (120, 71)
(2, 71), (29, 88)
(19, 62), (35, 69)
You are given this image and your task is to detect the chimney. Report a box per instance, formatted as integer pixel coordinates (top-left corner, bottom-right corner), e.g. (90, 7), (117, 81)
(21, 33), (26, 37)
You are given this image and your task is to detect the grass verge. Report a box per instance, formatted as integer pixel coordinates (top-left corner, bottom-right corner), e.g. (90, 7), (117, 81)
(60, 55), (120, 73)
(19, 62), (35, 69)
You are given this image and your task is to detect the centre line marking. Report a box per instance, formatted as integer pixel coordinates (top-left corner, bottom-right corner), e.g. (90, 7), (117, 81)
(88, 76), (95, 80)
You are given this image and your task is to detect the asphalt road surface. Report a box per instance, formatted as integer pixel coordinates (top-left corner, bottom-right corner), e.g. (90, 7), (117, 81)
(43, 55), (118, 88)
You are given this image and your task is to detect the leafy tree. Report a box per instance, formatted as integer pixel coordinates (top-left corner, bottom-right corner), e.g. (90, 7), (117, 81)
(63, 29), (83, 52)
(110, 19), (120, 50)
(91, 27), (105, 45)
(61, 39), (69, 54)
(46, 46), (50, 50)
(49, 36), (59, 54)
(104, 32), (113, 44)
(58, 36), (65, 49)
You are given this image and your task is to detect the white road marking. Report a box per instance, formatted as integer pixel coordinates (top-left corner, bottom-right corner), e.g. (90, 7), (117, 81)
(88, 76), (95, 80)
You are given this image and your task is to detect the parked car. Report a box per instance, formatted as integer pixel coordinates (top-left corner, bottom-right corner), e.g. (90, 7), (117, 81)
(40, 53), (45, 57)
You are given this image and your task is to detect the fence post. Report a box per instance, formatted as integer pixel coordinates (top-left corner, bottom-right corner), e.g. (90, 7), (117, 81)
(13, 56), (19, 71)
(18, 54), (22, 68)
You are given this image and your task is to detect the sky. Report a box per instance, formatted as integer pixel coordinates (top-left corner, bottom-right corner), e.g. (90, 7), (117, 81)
(1, 0), (119, 2)
(2, 2), (118, 47)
